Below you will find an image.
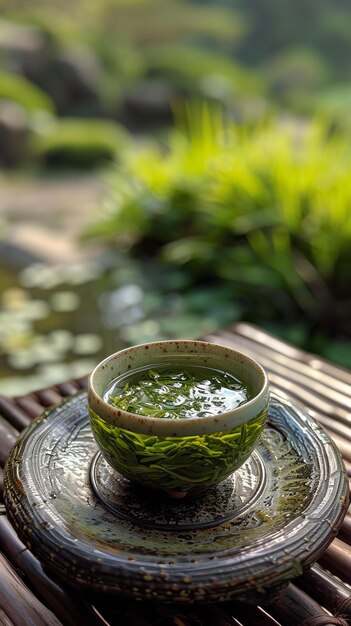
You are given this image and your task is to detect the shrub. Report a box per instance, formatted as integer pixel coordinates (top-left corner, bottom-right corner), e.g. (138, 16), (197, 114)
(264, 49), (328, 100)
(33, 118), (128, 167)
(0, 71), (54, 114)
(311, 84), (351, 126)
(144, 45), (263, 99)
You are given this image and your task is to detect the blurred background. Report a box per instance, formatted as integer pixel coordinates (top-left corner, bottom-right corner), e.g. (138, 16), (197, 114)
(0, 0), (351, 394)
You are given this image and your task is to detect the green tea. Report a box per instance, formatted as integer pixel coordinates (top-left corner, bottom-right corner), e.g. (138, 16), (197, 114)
(90, 406), (267, 492)
(106, 366), (251, 419)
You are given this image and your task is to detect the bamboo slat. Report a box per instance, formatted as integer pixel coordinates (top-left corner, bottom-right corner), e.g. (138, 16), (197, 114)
(0, 554), (64, 626)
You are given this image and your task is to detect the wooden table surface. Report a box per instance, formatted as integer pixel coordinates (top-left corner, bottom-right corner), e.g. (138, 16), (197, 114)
(0, 323), (350, 626)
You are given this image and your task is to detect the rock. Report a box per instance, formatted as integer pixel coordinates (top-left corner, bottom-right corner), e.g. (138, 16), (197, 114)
(0, 21), (103, 117)
(28, 47), (104, 117)
(119, 80), (176, 128)
(0, 100), (29, 166)
(0, 241), (42, 269)
(0, 19), (50, 75)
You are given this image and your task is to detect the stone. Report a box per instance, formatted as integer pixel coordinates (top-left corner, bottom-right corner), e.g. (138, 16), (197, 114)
(0, 19), (49, 74)
(119, 80), (176, 128)
(0, 100), (29, 166)
(0, 20), (103, 116)
(28, 47), (104, 116)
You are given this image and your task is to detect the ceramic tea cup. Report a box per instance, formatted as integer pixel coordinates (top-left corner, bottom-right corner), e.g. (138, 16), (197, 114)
(88, 340), (269, 496)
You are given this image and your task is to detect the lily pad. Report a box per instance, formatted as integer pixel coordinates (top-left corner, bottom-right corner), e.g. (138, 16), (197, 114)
(73, 334), (102, 355)
(50, 291), (80, 313)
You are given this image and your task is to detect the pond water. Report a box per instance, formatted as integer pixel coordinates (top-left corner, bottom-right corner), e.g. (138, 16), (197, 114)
(0, 253), (238, 395)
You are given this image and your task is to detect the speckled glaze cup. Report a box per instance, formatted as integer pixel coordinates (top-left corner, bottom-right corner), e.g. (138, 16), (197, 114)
(88, 340), (269, 496)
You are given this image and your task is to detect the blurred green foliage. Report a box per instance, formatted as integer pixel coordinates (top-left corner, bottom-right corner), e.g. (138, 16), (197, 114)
(84, 107), (351, 350)
(264, 49), (328, 101)
(0, 71), (55, 114)
(33, 118), (127, 167)
(0, 0), (243, 46)
(1, 0), (351, 122)
(144, 44), (263, 99)
(91, 1), (243, 46)
(1, 0), (350, 114)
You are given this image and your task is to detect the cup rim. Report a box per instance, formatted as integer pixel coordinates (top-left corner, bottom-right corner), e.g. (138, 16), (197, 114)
(88, 340), (269, 436)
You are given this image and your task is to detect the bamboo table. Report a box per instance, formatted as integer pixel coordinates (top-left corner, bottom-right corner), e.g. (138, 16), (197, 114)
(0, 323), (350, 626)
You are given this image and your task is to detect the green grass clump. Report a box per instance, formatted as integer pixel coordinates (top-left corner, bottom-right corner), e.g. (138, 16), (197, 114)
(33, 118), (128, 167)
(85, 105), (351, 341)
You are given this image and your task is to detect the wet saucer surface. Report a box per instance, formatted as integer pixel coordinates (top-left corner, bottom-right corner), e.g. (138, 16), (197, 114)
(90, 447), (266, 531)
(4, 393), (349, 604)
